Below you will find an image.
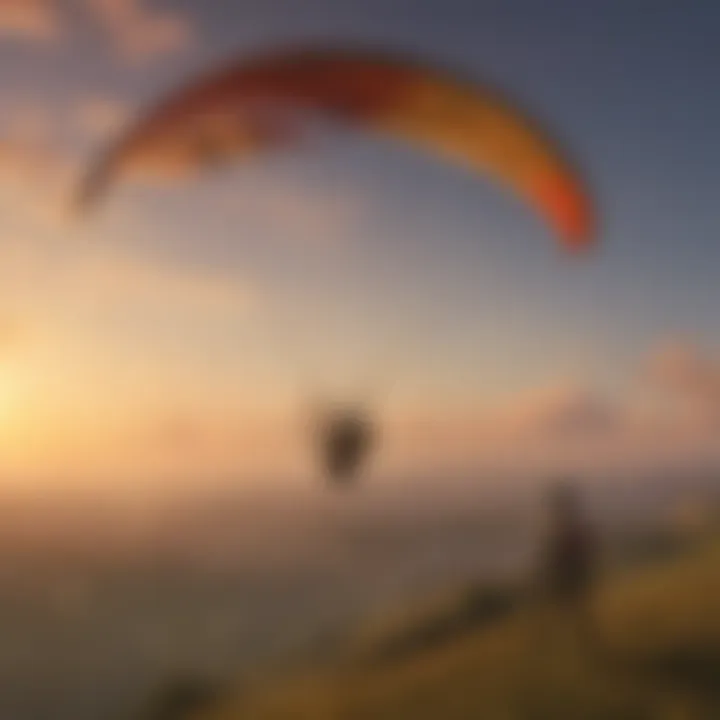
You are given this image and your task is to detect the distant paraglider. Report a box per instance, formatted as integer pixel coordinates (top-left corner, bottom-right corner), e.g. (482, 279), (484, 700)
(311, 402), (376, 485)
(75, 45), (595, 249)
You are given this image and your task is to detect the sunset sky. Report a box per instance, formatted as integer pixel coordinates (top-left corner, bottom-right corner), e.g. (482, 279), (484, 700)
(0, 1), (719, 486)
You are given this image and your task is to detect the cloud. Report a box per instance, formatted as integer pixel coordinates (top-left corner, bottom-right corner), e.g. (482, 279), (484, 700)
(384, 382), (622, 473)
(0, 140), (47, 186)
(391, 356), (720, 478)
(0, 107), (63, 189)
(0, 0), (60, 41)
(0, 105), (78, 228)
(74, 97), (132, 140)
(78, 249), (257, 318)
(12, 238), (258, 338)
(648, 342), (720, 423)
(84, 0), (195, 63)
(218, 180), (365, 250)
(500, 384), (620, 439)
(0, 1), (195, 61)
(144, 408), (299, 476)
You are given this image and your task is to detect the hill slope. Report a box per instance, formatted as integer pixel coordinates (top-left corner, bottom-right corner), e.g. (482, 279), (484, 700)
(172, 540), (720, 719)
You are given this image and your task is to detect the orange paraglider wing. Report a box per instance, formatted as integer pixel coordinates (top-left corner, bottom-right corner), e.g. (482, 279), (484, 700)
(76, 46), (594, 249)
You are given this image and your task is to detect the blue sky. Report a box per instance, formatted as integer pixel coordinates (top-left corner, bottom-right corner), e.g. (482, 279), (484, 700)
(0, 0), (719, 482)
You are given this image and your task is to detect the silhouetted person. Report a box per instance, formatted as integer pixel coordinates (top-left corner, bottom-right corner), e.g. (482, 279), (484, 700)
(321, 407), (374, 484)
(539, 480), (599, 649)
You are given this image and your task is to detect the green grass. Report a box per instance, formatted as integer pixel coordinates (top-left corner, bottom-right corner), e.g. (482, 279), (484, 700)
(177, 540), (720, 720)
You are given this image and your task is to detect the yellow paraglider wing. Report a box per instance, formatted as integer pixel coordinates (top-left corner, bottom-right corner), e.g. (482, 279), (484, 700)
(76, 46), (594, 250)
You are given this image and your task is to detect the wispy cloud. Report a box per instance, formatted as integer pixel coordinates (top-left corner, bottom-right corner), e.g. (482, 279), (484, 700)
(73, 96), (132, 139)
(499, 384), (620, 439)
(214, 178), (366, 251)
(648, 341), (720, 424)
(0, 104), (79, 230)
(0, 229), (258, 334)
(72, 247), (258, 320)
(141, 407), (300, 477)
(0, 107), (61, 184)
(84, 0), (195, 64)
(0, 0), (61, 42)
(382, 373), (715, 478)
(0, 1), (196, 61)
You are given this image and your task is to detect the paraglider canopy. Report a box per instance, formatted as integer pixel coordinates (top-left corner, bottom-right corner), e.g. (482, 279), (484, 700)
(75, 44), (596, 250)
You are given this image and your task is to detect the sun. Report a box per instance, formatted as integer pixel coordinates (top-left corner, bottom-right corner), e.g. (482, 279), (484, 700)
(0, 364), (27, 432)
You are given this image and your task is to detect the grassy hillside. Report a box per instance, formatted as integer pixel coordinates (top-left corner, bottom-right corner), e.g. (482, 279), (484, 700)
(152, 539), (720, 719)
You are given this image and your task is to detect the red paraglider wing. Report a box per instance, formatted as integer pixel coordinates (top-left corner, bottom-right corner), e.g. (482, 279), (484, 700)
(77, 46), (594, 249)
